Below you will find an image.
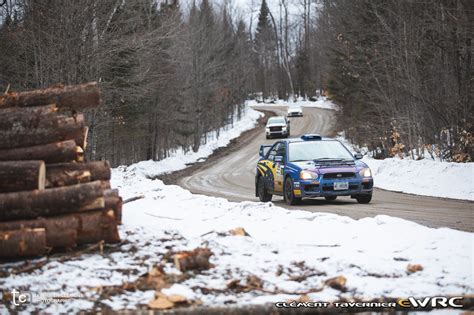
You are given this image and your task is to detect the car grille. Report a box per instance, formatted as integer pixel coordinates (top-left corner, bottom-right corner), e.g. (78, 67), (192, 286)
(322, 172), (356, 179)
(269, 126), (282, 131)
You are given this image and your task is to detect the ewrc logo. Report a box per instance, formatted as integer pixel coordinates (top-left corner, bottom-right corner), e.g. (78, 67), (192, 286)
(398, 297), (463, 308)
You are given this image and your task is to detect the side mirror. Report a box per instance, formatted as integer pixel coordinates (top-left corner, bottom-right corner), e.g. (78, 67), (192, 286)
(259, 145), (271, 157)
(274, 156), (283, 163)
(354, 153), (363, 160)
(287, 120), (291, 124)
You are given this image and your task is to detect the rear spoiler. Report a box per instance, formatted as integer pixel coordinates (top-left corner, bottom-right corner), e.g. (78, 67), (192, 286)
(259, 144), (272, 157)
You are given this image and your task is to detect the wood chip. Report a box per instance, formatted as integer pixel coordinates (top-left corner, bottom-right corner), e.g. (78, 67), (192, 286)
(229, 227), (250, 236)
(407, 264), (423, 273)
(148, 296), (174, 310)
(325, 276), (347, 291)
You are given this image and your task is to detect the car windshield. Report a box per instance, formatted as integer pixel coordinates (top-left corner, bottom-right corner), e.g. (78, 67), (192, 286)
(268, 117), (285, 124)
(289, 141), (353, 161)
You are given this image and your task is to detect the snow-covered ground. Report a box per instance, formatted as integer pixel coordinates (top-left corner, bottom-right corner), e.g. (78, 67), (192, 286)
(364, 158), (473, 201)
(337, 136), (474, 201)
(1, 169), (471, 313)
(247, 97), (340, 111)
(1, 101), (472, 313)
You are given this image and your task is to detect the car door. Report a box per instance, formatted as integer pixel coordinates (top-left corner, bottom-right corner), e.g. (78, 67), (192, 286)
(260, 142), (280, 194)
(273, 142), (286, 193)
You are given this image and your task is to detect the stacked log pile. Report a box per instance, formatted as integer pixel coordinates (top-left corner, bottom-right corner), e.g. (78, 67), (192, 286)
(0, 83), (122, 258)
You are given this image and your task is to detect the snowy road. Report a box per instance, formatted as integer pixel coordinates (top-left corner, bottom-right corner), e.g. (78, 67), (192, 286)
(179, 106), (473, 232)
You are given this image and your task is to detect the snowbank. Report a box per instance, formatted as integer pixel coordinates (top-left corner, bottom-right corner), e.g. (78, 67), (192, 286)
(246, 97), (340, 111)
(124, 106), (263, 178)
(338, 136), (474, 201)
(364, 158), (474, 201)
(2, 173), (471, 312)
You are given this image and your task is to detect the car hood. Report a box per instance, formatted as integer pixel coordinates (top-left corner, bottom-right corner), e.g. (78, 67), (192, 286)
(291, 160), (368, 174)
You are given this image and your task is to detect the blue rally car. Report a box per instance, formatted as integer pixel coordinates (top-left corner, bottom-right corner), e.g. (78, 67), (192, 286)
(255, 134), (373, 205)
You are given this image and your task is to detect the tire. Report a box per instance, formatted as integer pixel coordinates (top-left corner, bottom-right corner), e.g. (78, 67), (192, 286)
(284, 176), (301, 205)
(356, 194), (372, 204)
(266, 135), (270, 139)
(257, 176), (272, 202)
(325, 196), (337, 201)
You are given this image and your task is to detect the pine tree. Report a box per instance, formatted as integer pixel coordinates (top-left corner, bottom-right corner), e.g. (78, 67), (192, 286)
(254, 0), (277, 99)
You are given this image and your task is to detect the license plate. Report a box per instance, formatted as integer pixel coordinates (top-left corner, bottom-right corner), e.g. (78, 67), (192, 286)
(334, 182), (349, 190)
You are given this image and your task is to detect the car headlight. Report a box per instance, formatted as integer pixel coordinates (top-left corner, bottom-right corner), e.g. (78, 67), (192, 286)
(359, 168), (372, 177)
(282, 126), (287, 130)
(300, 170), (317, 180)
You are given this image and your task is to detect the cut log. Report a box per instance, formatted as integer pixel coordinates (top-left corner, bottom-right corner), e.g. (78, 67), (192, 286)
(71, 126), (88, 149)
(76, 209), (120, 244)
(0, 228), (47, 258)
(0, 161), (46, 192)
(0, 82), (101, 110)
(46, 170), (91, 188)
(173, 248), (213, 272)
(0, 181), (107, 221)
(0, 112), (85, 149)
(76, 146), (85, 162)
(45, 161), (111, 188)
(0, 216), (78, 248)
(0, 140), (79, 164)
(0, 103), (58, 115)
(104, 189), (122, 224)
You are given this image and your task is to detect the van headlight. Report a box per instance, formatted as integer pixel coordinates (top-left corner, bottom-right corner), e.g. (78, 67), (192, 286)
(300, 170), (317, 180)
(359, 168), (372, 177)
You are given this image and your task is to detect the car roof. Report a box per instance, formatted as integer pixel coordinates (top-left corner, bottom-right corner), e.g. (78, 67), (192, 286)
(279, 137), (336, 144)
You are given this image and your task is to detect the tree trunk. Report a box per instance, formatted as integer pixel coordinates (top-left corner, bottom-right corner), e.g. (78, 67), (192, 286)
(0, 161), (46, 192)
(45, 161), (111, 188)
(0, 181), (107, 221)
(76, 209), (120, 244)
(0, 82), (101, 111)
(0, 112), (85, 149)
(0, 140), (80, 164)
(0, 216), (78, 248)
(0, 228), (47, 258)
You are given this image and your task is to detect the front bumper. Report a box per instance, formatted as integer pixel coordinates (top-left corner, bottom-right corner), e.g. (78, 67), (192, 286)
(266, 130), (288, 137)
(293, 177), (373, 198)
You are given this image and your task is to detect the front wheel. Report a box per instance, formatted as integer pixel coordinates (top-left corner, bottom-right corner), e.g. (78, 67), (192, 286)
(356, 194), (372, 204)
(284, 177), (301, 205)
(257, 176), (272, 202)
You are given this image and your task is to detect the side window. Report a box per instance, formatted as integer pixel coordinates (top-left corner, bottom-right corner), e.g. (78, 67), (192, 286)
(276, 143), (286, 162)
(267, 143), (280, 161)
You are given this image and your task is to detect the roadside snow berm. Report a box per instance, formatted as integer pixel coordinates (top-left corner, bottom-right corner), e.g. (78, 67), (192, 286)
(0, 82), (122, 258)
